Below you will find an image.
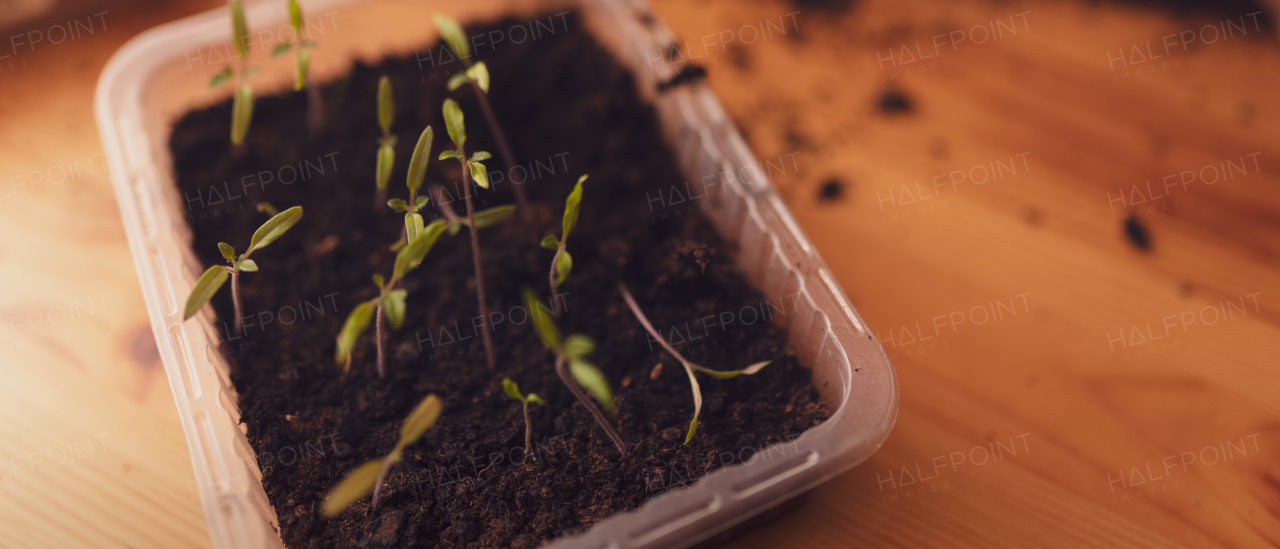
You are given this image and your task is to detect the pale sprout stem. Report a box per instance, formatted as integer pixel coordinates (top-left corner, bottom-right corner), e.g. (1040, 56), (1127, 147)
(231, 269), (244, 335)
(459, 158), (498, 372)
(555, 355), (627, 455)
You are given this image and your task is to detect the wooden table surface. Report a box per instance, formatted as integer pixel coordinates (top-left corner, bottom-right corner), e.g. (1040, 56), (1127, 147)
(1, 0), (1277, 547)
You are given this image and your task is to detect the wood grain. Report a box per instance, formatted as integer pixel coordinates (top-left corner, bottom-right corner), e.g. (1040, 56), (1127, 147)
(0, 0), (1277, 547)
(648, 0), (1280, 546)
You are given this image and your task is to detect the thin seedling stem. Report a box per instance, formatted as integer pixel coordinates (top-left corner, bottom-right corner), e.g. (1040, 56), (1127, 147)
(461, 165), (497, 371)
(522, 399), (533, 457)
(230, 268), (244, 335)
(555, 355), (627, 455)
(369, 454), (393, 512)
(470, 81), (530, 222)
(617, 282), (687, 364)
(374, 303), (385, 378)
(306, 81), (324, 133)
(231, 32), (249, 157)
(548, 247), (563, 316)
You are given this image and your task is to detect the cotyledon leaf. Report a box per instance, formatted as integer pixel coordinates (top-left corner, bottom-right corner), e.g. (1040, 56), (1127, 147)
(182, 266), (229, 320)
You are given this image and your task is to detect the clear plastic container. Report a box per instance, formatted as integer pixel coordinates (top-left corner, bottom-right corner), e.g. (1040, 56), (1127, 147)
(93, 0), (898, 547)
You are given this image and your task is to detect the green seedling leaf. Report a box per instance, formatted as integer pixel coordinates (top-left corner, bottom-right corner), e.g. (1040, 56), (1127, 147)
(405, 212), (425, 241)
(554, 250), (572, 286)
(183, 266), (229, 320)
(432, 14), (471, 60)
(256, 202), (278, 216)
(230, 0), (249, 58)
(691, 360), (773, 380)
(680, 361), (702, 443)
(377, 76), (394, 135)
(372, 273), (385, 288)
(231, 83), (254, 146)
(209, 66), (233, 88)
(522, 287), (560, 351)
(502, 378), (524, 401)
(393, 219), (446, 279)
(467, 62), (490, 93)
(321, 459), (380, 517)
(399, 394), (443, 447)
(468, 160), (489, 189)
(249, 205), (303, 251)
(569, 358), (615, 416)
(237, 259), (258, 272)
(288, 0), (302, 33)
(335, 300), (374, 367)
(381, 289), (407, 329)
(294, 49), (310, 91)
(442, 98), (465, 149)
(414, 196), (430, 211)
(466, 205), (515, 229)
(527, 394), (546, 405)
(470, 151), (491, 162)
(376, 144), (395, 191)
(387, 198), (408, 213)
(218, 242), (236, 263)
(447, 72), (469, 91)
(438, 150), (462, 160)
(563, 334), (593, 360)
(540, 235), (559, 249)
(406, 126), (434, 193)
(562, 174), (587, 239)
(271, 42), (291, 58)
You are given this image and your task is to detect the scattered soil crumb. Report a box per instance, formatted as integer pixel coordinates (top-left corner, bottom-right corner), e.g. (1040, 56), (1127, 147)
(1024, 207), (1042, 226)
(817, 179), (844, 202)
(929, 136), (947, 160)
(1124, 214), (1152, 251)
(877, 88), (913, 114)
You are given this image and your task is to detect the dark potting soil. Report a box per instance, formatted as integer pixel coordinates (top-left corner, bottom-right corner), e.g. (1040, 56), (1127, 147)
(169, 11), (827, 549)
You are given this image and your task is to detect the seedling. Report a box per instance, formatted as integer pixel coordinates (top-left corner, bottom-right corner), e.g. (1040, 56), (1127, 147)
(209, 0), (255, 145)
(386, 125), (437, 251)
(322, 394), (443, 516)
(540, 175), (586, 316)
(335, 125), (445, 376)
(502, 378), (546, 457)
(439, 98), (498, 371)
(183, 206), (303, 335)
(616, 282), (771, 444)
(334, 216), (446, 376)
(429, 184), (515, 237)
(270, 0), (322, 130)
(373, 76), (398, 198)
(522, 287), (627, 455)
(433, 14), (530, 220)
